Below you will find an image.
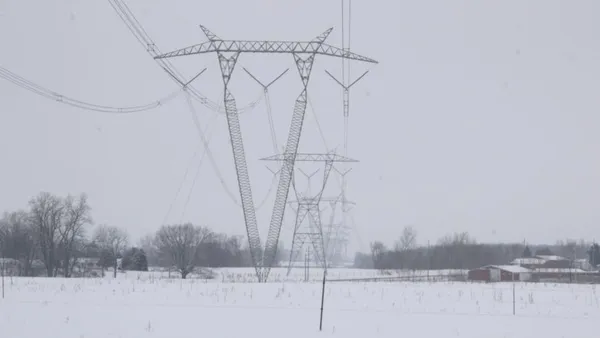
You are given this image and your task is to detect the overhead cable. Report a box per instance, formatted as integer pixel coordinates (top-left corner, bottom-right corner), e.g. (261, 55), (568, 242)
(0, 66), (179, 114)
(185, 92), (278, 212)
(162, 109), (220, 225)
(108, 0), (263, 114)
(185, 92), (243, 207)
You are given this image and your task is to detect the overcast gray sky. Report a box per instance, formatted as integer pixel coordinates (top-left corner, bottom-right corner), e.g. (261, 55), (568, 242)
(1, 0), (599, 253)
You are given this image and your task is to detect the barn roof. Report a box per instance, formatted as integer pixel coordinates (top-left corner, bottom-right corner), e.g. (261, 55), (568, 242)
(511, 257), (546, 265)
(534, 268), (587, 274)
(536, 255), (568, 261)
(485, 265), (532, 273)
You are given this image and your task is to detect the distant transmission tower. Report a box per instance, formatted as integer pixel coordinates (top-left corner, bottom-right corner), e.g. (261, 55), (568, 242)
(321, 0), (368, 262)
(155, 25), (377, 282)
(321, 193), (356, 266)
(262, 152), (357, 274)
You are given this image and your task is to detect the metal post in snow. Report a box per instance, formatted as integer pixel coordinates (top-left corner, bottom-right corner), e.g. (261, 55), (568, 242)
(307, 246), (310, 282)
(319, 270), (326, 331)
(512, 281), (516, 316)
(304, 248), (308, 282)
(1, 254), (5, 299)
(427, 240), (430, 281)
(573, 247), (577, 284)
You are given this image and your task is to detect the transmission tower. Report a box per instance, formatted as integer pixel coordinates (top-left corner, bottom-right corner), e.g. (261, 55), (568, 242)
(262, 152), (357, 274)
(155, 25), (377, 282)
(321, 194), (356, 266)
(326, 166), (357, 265)
(324, 222), (352, 265)
(320, 0), (368, 263)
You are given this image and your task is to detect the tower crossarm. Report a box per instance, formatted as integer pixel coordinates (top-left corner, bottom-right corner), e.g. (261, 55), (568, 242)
(320, 196), (356, 205)
(260, 153), (358, 162)
(155, 40), (378, 64)
(287, 196), (320, 206)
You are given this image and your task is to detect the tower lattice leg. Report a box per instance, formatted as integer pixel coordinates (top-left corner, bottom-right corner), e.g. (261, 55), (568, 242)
(262, 54), (316, 281)
(286, 204), (309, 275)
(307, 206), (327, 269)
(217, 52), (264, 281)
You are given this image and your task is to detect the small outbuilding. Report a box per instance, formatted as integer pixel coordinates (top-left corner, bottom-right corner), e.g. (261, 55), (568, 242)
(573, 259), (593, 271)
(510, 257), (547, 269)
(535, 255), (571, 269)
(468, 265), (532, 282)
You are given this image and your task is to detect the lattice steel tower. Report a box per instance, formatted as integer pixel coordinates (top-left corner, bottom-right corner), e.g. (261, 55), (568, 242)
(322, 0), (369, 265)
(155, 25), (377, 282)
(322, 191), (356, 266)
(262, 153), (357, 274)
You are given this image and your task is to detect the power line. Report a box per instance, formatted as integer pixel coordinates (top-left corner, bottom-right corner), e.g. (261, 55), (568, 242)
(348, 0), (353, 84)
(162, 109), (220, 225)
(108, 0), (264, 114)
(307, 95), (330, 152)
(162, 146), (200, 225)
(179, 144), (207, 224)
(185, 91), (279, 212)
(185, 92), (242, 207)
(0, 66), (180, 114)
(108, 0), (219, 109)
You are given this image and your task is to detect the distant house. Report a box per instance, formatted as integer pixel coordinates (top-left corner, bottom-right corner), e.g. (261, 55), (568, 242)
(0, 258), (20, 276)
(535, 255), (571, 268)
(468, 265), (532, 282)
(0, 258), (47, 276)
(72, 258), (102, 277)
(511, 255), (571, 269)
(573, 259), (593, 271)
(473, 253), (600, 283)
(510, 257), (546, 269)
(534, 268), (586, 280)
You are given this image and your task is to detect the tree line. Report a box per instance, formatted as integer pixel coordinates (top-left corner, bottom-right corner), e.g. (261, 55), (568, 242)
(355, 226), (600, 270)
(9, 192), (595, 276)
(0, 191), (278, 279)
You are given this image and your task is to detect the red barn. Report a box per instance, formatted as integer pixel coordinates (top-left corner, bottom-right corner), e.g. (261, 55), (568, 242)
(468, 265), (532, 282)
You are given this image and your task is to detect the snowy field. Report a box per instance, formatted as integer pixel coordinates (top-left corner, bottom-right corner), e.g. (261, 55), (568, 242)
(1, 268), (598, 338)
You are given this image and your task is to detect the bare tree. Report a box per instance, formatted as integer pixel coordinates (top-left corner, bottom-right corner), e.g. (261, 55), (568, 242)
(438, 231), (475, 246)
(393, 226), (418, 269)
(396, 226), (417, 251)
(0, 211), (37, 276)
(370, 241), (386, 270)
(154, 223), (212, 279)
(94, 225), (129, 278)
(59, 194), (92, 277)
(28, 192), (63, 277)
(138, 234), (162, 268)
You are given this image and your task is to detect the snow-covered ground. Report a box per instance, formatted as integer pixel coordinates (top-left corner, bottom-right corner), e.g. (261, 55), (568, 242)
(0, 268), (598, 337)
